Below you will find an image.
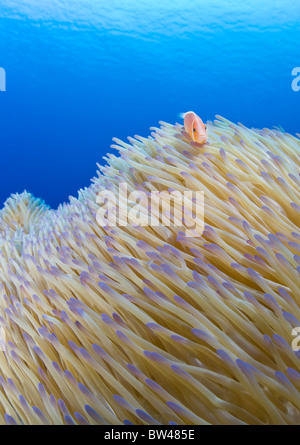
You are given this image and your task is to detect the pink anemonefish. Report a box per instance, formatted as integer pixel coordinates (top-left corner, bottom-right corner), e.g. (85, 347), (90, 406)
(180, 111), (207, 144)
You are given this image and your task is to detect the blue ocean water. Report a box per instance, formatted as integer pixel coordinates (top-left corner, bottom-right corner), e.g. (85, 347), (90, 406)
(0, 0), (299, 209)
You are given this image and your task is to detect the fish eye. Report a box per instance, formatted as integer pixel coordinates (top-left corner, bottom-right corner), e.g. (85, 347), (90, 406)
(193, 128), (196, 132)
(205, 125), (207, 130)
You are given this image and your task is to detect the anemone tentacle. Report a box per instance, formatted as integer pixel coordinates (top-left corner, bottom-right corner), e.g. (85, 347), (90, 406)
(0, 117), (300, 425)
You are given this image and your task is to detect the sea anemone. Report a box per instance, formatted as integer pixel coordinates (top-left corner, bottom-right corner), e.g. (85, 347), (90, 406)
(0, 116), (300, 425)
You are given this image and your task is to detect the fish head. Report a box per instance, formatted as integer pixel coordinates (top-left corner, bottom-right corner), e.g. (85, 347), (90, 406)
(192, 117), (207, 144)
